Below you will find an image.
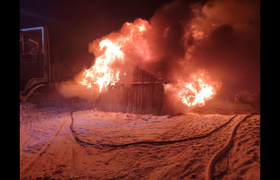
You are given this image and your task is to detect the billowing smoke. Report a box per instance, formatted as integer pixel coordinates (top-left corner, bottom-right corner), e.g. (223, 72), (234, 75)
(142, 0), (260, 95)
(184, 0), (260, 99)
(58, 0), (260, 110)
(58, 80), (100, 102)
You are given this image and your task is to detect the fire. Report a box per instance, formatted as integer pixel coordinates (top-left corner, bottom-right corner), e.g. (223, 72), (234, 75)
(77, 18), (221, 108)
(79, 38), (124, 92)
(78, 19), (151, 92)
(166, 71), (221, 107)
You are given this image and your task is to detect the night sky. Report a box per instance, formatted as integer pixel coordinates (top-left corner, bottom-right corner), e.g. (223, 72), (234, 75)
(20, 0), (260, 97)
(20, 0), (173, 70)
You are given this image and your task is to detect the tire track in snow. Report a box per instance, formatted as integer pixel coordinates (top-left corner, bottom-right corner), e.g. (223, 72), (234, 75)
(20, 115), (69, 175)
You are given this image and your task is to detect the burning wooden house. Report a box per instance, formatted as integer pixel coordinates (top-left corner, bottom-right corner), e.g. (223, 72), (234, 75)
(76, 19), (221, 115)
(95, 66), (168, 115)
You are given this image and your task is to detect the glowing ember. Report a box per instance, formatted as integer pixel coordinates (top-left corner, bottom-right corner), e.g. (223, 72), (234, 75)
(165, 71), (221, 107)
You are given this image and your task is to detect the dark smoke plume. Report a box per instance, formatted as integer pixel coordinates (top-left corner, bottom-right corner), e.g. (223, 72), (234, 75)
(142, 0), (260, 97)
(59, 0), (260, 109)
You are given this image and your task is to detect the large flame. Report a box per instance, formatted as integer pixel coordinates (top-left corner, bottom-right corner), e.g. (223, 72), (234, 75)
(77, 18), (221, 107)
(79, 38), (124, 92)
(165, 71), (221, 107)
(78, 19), (151, 92)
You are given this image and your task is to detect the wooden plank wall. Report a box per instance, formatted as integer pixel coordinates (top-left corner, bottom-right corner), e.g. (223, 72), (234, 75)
(96, 84), (164, 114)
(95, 66), (166, 115)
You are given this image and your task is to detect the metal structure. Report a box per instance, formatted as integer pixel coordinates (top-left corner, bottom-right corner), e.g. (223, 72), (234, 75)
(20, 26), (50, 101)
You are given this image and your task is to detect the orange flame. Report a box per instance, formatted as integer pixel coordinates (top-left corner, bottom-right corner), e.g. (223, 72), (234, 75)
(77, 18), (221, 108)
(166, 71), (221, 107)
(78, 19), (151, 92)
(79, 38), (124, 92)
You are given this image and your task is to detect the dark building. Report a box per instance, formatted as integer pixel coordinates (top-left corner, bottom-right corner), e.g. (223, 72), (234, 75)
(95, 66), (169, 115)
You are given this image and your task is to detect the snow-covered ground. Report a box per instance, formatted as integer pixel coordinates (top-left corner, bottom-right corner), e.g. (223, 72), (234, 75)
(20, 103), (260, 180)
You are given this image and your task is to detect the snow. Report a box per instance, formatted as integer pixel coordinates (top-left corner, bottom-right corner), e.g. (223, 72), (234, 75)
(20, 104), (260, 179)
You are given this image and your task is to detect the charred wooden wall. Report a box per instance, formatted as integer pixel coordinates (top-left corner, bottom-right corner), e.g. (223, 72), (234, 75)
(95, 66), (167, 115)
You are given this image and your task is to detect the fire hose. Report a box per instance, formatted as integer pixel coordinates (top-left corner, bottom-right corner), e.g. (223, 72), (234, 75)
(205, 113), (259, 180)
(69, 111), (237, 148)
(70, 112), (258, 178)
(69, 111), (102, 149)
